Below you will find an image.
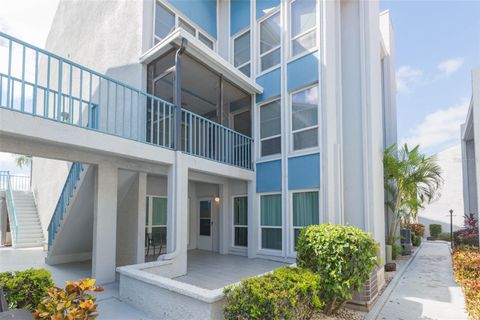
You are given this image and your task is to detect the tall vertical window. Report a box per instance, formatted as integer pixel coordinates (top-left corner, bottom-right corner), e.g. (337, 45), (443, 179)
(292, 191), (319, 248)
(290, 0), (317, 57)
(233, 31), (251, 77)
(233, 196), (248, 247)
(260, 99), (281, 157)
(291, 85), (318, 151)
(155, 2), (175, 41)
(259, 12), (281, 72)
(260, 194), (282, 250)
(145, 196), (168, 253)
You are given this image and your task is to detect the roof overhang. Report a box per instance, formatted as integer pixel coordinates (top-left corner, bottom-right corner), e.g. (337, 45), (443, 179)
(140, 29), (263, 95)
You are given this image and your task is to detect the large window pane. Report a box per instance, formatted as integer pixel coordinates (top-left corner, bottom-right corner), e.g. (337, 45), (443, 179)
(152, 197), (167, 225)
(235, 227), (248, 247)
(234, 197), (248, 225)
(234, 31), (250, 67)
(292, 30), (316, 56)
(179, 18), (196, 36)
(155, 3), (175, 39)
(261, 48), (281, 71)
(262, 228), (282, 250)
(261, 194), (282, 226)
(199, 33), (214, 49)
(293, 128), (318, 150)
(261, 137), (281, 156)
(260, 100), (281, 139)
(239, 64), (251, 77)
(291, 0), (316, 37)
(293, 192), (319, 226)
(292, 86), (318, 131)
(260, 13), (281, 54)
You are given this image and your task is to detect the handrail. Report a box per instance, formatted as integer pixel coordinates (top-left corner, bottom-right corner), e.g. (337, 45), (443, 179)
(0, 171), (30, 191)
(2, 171), (19, 243)
(47, 163), (84, 247)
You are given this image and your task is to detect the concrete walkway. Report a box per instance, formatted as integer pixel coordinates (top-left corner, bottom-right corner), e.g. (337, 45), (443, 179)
(377, 241), (468, 320)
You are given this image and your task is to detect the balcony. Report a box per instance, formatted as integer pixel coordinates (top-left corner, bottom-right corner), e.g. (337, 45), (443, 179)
(0, 31), (253, 170)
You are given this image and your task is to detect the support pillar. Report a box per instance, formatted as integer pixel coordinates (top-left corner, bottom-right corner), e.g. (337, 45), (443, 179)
(247, 180), (257, 258)
(92, 163), (118, 284)
(136, 172), (147, 263)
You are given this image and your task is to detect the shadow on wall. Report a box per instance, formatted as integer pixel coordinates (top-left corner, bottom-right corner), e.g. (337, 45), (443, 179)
(419, 215), (464, 237)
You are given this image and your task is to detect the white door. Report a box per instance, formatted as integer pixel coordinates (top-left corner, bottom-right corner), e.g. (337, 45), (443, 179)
(197, 199), (215, 251)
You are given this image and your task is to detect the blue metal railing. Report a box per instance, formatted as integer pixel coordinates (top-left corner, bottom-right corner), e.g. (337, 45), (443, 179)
(182, 109), (253, 169)
(47, 163), (83, 247)
(0, 171), (19, 243)
(0, 31), (176, 149)
(0, 31), (253, 169)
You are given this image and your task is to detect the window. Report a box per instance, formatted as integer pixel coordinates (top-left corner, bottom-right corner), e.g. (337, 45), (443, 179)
(292, 191), (319, 248)
(233, 196), (248, 247)
(233, 31), (251, 77)
(153, 1), (216, 50)
(260, 99), (281, 156)
(199, 200), (211, 236)
(259, 12), (281, 72)
(145, 196), (168, 254)
(155, 2), (175, 41)
(260, 194), (282, 250)
(291, 85), (318, 151)
(290, 0), (317, 57)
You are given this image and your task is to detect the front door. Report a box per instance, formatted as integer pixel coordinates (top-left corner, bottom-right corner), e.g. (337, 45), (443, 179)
(197, 199), (214, 251)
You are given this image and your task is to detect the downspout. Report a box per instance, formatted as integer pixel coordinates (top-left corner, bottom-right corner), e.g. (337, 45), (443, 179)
(158, 38), (187, 262)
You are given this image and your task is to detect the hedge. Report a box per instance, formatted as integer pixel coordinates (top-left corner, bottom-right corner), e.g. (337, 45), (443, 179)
(452, 247), (480, 318)
(429, 224), (442, 238)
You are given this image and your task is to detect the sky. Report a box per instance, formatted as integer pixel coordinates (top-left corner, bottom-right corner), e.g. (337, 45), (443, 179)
(381, 0), (480, 154)
(0, 0), (479, 174)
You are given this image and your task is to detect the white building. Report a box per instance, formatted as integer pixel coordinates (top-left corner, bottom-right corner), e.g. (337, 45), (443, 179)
(0, 0), (397, 317)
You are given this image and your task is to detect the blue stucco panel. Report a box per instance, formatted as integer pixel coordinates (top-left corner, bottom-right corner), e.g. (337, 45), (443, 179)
(256, 67), (281, 103)
(288, 153), (320, 190)
(231, 0), (250, 35)
(256, 160), (282, 193)
(256, 0), (281, 19)
(167, 0), (217, 38)
(287, 52), (319, 92)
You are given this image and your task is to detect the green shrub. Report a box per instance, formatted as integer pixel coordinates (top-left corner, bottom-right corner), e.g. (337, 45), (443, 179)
(438, 232), (452, 241)
(429, 224), (442, 237)
(411, 233), (422, 247)
(223, 266), (323, 320)
(296, 224), (379, 315)
(0, 269), (53, 311)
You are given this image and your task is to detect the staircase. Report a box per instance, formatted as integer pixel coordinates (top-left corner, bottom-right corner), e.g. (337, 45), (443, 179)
(11, 191), (44, 248)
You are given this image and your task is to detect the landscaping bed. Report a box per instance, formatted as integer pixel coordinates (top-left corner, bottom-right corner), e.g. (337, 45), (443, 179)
(452, 247), (480, 319)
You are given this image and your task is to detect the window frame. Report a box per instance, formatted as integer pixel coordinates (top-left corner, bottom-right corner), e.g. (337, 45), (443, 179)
(289, 189), (320, 255)
(258, 98), (282, 159)
(289, 83), (320, 154)
(288, 0), (318, 60)
(152, 0), (216, 51)
(259, 192), (283, 252)
(232, 195), (248, 249)
(257, 9), (282, 75)
(231, 28), (252, 77)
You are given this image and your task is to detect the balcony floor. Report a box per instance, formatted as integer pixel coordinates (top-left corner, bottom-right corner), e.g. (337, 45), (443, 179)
(173, 249), (288, 290)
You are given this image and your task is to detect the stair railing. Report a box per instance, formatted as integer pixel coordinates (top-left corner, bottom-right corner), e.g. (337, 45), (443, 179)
(2, 171), (19, 243)
(47, 163), (84, 248)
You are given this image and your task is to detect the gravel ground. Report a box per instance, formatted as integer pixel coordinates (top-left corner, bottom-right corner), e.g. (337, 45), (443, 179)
(313, 307), (366, 320)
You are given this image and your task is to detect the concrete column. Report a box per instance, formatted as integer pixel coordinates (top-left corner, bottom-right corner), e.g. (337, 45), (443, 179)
(471, 68), (480, 245)
(218, 182), (229, 254)
(247, 180), (257, 258)
(92, 163), (118, 284)
(165, 154), (189, 277)
(136, 172), (147, 263)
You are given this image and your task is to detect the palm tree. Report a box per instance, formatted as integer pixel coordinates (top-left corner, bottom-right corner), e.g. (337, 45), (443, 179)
(384, 144), (443, 245)
(15, 155), (32, 168)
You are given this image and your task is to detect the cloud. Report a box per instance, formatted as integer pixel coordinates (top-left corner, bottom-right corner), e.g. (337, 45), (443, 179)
(401, 98), (469, 153)
(396, 65), (424, 94)
(437, 58), (464, 77)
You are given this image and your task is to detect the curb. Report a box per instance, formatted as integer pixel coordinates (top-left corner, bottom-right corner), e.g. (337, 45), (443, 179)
(364, 241), (424, 320)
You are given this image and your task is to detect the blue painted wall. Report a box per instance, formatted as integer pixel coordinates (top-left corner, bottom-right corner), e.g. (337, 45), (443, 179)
(167, 0), (217, 38)
(288, 153), (320, 190)
(257, 160), (282, 193)
(231, 0), (250, 35)
(256, 0), (280, 19)
(287, 52), (319, 91)
(256, 68), (281, 103)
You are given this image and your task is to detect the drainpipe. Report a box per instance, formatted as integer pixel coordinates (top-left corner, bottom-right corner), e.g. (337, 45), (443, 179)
(158, 38), (187, 262)
(174, 38), (187, 151)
